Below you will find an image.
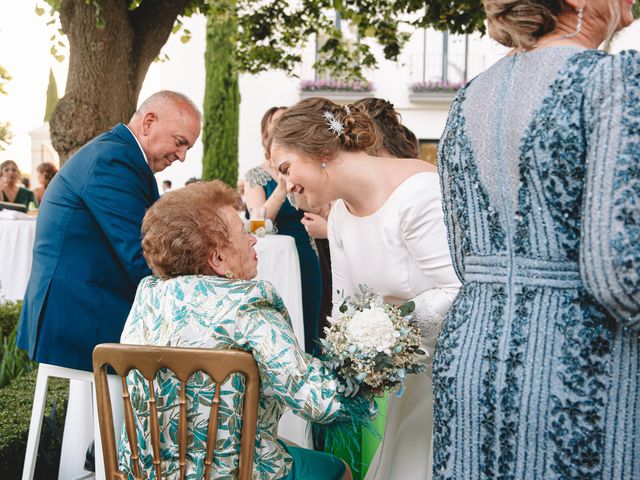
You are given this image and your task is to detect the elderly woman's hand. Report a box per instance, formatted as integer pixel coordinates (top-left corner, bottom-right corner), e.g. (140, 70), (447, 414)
(301, 212), (328, 239)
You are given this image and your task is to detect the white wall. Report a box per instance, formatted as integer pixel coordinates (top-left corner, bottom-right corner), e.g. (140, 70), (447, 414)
(139, 14), (511, 186)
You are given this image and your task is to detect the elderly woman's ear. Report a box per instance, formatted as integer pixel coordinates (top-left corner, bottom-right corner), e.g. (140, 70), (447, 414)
(207, 249), (227, 277)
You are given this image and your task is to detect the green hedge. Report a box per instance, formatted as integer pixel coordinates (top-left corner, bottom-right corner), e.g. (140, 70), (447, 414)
(0, 300), (35, 389)
(0, 300), (21, 338)
(0, 368), (68, 478)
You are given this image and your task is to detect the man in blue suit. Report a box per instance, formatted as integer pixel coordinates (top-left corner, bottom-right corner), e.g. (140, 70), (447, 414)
(17, 90), (202, 372)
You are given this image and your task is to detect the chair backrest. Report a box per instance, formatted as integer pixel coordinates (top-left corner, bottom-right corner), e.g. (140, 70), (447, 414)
(93, 343), (260, 480)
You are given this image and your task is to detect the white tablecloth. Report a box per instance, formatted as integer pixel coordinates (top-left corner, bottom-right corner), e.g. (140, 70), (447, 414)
(254, 235), (311, 448)
(0, 218), (36, 301)
(254, 235), (304, 343)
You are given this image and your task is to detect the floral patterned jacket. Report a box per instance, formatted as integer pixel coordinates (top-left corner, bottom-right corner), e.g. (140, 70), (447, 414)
(118, 275), (345, 479)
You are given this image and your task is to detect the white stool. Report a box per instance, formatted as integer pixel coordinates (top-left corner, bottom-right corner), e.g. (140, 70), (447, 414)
(22, 364), (123, 480)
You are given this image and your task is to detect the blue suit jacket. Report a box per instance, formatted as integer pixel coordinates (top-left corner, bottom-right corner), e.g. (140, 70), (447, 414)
(17, 124), (159, 371)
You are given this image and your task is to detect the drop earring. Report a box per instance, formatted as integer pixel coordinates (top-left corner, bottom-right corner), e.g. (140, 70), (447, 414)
(562, 0), (584, 39)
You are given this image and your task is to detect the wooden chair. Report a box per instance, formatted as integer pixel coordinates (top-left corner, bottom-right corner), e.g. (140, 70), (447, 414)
(92, 344), (260, 480)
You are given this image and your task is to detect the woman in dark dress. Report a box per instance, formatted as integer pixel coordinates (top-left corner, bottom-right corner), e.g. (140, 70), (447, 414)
(244, 106), (323, 356)
(1, 160), (35, 209)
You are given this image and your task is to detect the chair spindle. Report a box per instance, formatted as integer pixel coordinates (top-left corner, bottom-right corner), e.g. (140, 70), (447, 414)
(122, 375), (143, 480)
(203, 382), (222, 479)
(147, 378), (163, 479)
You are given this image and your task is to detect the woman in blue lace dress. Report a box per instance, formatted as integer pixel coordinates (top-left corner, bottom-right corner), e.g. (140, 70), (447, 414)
(433, 1), (639, 479)
(245, 106), (323, 356)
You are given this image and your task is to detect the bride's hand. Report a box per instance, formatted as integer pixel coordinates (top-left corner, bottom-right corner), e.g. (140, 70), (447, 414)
(301, 212), (328, 239)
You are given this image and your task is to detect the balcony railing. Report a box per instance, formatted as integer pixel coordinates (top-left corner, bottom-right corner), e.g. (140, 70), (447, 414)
(299, 79), (375, 103)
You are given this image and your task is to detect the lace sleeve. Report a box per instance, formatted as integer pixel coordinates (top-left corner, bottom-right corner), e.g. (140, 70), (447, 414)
(581, 51), (640, 331)
(244, 166), (272, 188)
(411, 287), (459, 365)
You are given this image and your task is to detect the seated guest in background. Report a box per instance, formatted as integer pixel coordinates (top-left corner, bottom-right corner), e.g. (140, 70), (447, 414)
(184, 176), (201, 185)
(245, 106), (323, 356)
(0, 160), (36, 208)
(17, 90), (202, 373)
(33, 162), (58, 205)
(120, 180), (354, 480)
(160, 179), (172, 195)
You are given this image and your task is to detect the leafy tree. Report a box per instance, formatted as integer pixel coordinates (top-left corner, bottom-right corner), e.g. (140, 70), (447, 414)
(0, 65), (12, 151)
(202, 0), (239, 187)
(43, 68), (59, 122)
(38, 0), (486, 163)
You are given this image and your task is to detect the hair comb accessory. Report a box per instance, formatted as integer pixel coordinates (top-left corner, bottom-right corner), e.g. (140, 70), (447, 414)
(323, 111), (344, 136)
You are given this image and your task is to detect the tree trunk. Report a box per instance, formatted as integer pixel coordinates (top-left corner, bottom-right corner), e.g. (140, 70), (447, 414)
(51, 0), (190, 163)
(202, 0), (240, 187)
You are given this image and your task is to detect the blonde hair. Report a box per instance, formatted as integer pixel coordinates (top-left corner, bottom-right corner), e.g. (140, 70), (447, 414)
(270, 97), (383, 161)
(0, 160), (21, 179)
(484, 0), (564, 50)
(484, 0), (623, 50)
(141, 180), (239, 279)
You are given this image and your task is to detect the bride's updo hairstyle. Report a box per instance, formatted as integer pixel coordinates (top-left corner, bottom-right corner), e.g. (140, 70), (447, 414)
(270, 97), (383, 161)
(483, 0), (566, 50)
(353, 98), (419, 159)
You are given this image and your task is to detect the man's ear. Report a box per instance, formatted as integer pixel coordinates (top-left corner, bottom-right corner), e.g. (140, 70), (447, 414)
(207, 248), (226, 277)
(141, 111), (157, 135)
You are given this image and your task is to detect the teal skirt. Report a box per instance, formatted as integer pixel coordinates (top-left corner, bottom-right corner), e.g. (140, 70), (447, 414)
(279, 441), (346, 480)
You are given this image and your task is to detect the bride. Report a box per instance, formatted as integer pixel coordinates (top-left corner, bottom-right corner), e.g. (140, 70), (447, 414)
(270, 97), (460, 479)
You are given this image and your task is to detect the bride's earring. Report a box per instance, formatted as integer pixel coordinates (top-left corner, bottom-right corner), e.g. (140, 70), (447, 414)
(562, 0), (584, 39)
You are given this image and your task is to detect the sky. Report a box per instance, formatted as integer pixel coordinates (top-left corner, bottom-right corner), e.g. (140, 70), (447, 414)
(0, 2), (69, 173)
(0, 2), (638, 181)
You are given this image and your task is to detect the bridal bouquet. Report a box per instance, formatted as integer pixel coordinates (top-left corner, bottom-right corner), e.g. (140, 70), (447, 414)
(320, 285), (427, 398)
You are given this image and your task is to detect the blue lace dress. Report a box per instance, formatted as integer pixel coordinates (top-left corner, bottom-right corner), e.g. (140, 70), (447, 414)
(434, 47), (640, 479)
(245, 166), (322, 356)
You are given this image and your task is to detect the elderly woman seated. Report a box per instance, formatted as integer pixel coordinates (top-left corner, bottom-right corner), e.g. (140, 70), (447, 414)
(119, 180), (356, 480)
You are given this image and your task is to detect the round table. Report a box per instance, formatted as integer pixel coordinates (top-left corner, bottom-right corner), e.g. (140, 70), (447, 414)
(0, 218), (37, 301)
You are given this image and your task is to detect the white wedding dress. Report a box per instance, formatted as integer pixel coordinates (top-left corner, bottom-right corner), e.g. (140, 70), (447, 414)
(328, 172), (460, 480)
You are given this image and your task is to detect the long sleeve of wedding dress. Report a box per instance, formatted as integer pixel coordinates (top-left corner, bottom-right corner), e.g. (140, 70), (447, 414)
(411, 287), (459, 366)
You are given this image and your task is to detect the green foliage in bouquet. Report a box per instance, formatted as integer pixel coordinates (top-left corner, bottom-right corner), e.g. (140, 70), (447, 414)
(321, 286), (426, 399)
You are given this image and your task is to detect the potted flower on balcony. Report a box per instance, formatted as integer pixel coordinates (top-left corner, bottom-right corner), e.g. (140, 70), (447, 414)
(299, 78), (375, 103)
(408, 80), (464, 104)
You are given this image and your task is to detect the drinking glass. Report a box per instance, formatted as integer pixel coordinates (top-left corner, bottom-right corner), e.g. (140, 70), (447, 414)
(249, 207), (266, 233)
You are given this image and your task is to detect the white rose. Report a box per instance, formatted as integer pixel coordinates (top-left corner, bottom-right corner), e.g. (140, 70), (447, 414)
(346, 307), (399, 354)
